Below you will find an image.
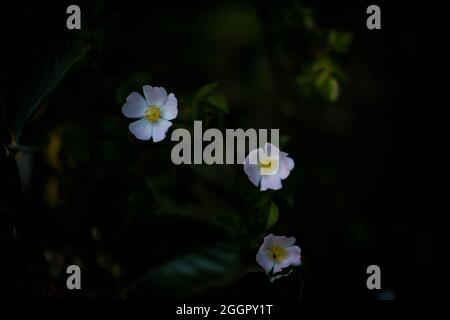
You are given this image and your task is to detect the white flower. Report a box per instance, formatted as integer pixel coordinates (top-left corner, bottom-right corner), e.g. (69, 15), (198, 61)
(243, 143), (294, 191)
(256, 234), (301, 279)
(122, 85), (178, 142)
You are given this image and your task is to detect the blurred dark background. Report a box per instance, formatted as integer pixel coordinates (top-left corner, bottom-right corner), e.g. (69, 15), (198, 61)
(0, 0), (447, 300)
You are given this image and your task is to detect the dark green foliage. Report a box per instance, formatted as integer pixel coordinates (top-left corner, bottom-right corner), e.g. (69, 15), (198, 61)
(120, 242), (239, 299)
(5, 41), (88, 141)
(0, 0), (423, 300)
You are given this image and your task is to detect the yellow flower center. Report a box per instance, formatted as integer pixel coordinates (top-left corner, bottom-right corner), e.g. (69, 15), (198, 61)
(269, 246), (287, 263)
(259, 158), (273, 169)
(145, 106), (161, 123)
(258, 156), (279, 175)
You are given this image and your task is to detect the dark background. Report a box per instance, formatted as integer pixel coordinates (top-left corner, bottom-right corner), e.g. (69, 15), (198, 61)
(0, 0), (447, 300)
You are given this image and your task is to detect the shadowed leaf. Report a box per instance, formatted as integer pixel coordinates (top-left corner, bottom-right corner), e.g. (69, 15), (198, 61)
(119, 242), (239, 298)
(206, 93), (229, 114)
(9, 41), (88, 140)
(266, 202), (279, 229)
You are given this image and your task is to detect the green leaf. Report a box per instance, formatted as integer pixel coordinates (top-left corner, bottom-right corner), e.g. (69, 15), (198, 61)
(300, 7), (316, 30)
(266, 202), (279, 229)
(119, 242), (239, 298)
(328, 30), (353, 54)
(314, 68), (330, 88)
(11, 41), (88, 140)
(194, 82), (218, 104)
(323, 77), (340, 103)
(206, 93), (229, 114)
(192, 83), (218, 119)
(310, 58), (331, 73)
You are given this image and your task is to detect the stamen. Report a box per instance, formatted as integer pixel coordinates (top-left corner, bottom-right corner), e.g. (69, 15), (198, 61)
(145, 106), (161, 123)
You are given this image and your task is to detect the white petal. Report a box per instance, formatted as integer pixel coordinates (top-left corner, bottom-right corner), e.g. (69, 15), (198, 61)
(129, 118), (153, 140)
(260, 175), (282, 191)
(264, 143), (281, 159)
(264, 142), (290, 160)
(273, 262), (285, 274)
(244, 148), (263, 187)
(259, 234), (276, 251)
(244, 164), (261, 187)
(143, 85), (168, 106)
(273, 246), (300, 272)
(151, 118), (172, 142)
(285, 157), (294, 170)
(278, 157), (294, 179)
(160, 93), (178, 120)
(122, 92), (147, 118)
(245, 148), (263, 166)
(256, 251), (274, 274)
(286, 246), (302, 266)
(274, 236), (296, 247)
(273, 257), (296, 273)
